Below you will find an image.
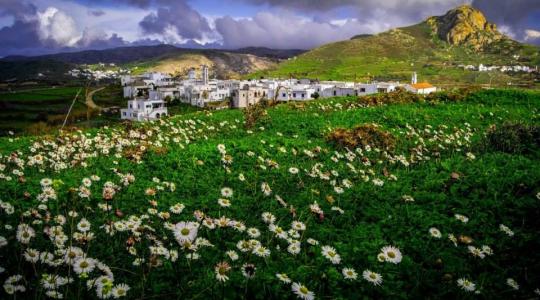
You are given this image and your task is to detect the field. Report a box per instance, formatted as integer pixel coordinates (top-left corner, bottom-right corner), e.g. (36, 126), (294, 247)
(0, 89), (539, 299)
(0, 85), (128, 136)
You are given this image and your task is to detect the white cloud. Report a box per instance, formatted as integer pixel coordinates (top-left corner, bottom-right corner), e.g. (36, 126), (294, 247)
(36, 7), (81, 47)
(215, 12), (394, 49)
(524, 29), (540, 41)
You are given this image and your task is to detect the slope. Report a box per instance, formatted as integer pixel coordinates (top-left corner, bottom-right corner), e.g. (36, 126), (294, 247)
(252, 5), (539, 86)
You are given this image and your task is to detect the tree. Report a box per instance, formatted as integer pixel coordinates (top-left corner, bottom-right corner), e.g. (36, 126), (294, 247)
(312, 92), (320, 99)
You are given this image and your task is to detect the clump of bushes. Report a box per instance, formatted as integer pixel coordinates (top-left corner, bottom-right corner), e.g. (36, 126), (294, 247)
(327, 123), (396, 151)
(356, 87), (485, 106)
(425, 86), (482, 103)
(484, 122), (540, 154)
(243, 99), (271, 129)
(358, 88), (422, 106)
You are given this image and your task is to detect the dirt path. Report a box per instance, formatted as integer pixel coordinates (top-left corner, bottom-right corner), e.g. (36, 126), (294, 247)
(86, 87), (105, 111)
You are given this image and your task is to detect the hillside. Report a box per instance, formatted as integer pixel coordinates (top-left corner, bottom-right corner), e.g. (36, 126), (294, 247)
(125, 50), (280, 79)
(0, 89), (539, 298)
(252, 5), (540, 86)
(0, 45), (304, 81)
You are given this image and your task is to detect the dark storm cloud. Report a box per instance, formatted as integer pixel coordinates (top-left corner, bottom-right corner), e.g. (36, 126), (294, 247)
(139, 1), (212, 40)
(0, 0), (37, 18)
(0, 0), (43, 56)
(0, 0), (131, 57)
(471, 0), (540, 43)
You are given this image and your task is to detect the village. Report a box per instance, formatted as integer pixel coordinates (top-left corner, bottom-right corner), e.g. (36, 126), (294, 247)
(120, 65), (437, 121)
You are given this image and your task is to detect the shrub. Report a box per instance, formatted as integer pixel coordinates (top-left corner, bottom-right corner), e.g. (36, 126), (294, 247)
(327, 124), (396, 151)
(243, 100), (271, 129)
(358, 88), (422, 106)
(425, 86), (482, 103)
(484, 122), (540, 154)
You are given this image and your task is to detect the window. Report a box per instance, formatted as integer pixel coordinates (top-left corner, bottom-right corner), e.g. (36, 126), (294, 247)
(282, 93), (286, 97)
(333, 90), (337, 96)
(129, 104), (132, 109)
(293, 93), (296, 97)
(360, 88), (366, 92)
(302, 93), (305, 98)
(123, 112), (126, 116)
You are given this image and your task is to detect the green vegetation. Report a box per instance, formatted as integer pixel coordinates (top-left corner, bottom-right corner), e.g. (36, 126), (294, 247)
(0, 89), (538, 299)
(251, 20), (539, 86)
(0, 87), (85, 134)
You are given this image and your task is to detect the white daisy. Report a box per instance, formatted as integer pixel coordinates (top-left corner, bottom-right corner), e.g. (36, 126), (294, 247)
(73, 257), (96, 275)
(276, 273), (292, 284)
(457, 278), (476, 292)
(77, 218), (91, 232)
(291, 282), (315, 300)
(220, 187), (233, 198)
(380, 246), (402, 264)
(112, 283), (130, 298)
(342, 268), (358, 280)
(226, 250), (239, 261)
(218, 198), (231, 208)
(429, 227), (442, 238)
(362, 270), (383, 286)
(506, 278), (519, 290)
(173, 222), (198, 245)
(321, 245), (341, 264)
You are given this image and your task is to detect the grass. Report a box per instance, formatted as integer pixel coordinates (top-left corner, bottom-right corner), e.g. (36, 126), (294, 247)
(0, 89), (539, 299)
(0, 87), (81, 102)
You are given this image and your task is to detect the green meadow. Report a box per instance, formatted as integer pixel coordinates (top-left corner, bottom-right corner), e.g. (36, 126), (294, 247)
(0, 89), (538, 299)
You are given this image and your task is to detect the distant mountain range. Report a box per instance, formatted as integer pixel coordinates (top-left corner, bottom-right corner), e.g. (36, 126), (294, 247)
(0, 45), (306, 81)
(253, 5), (540, 86)
(1, 45), (306, 64)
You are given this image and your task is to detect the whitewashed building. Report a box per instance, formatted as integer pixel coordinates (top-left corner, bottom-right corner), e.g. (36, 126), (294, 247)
(120, 92), (168, 121)
(231, 84), (268, 108)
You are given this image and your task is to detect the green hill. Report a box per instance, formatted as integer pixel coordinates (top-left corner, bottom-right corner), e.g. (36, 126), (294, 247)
(252, 5), (540, 86)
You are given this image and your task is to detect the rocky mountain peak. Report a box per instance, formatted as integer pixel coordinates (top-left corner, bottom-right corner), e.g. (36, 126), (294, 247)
(427, 5), (504, 50)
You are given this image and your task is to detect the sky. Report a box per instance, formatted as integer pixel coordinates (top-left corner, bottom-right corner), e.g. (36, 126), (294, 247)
(0, 0), (539, 57)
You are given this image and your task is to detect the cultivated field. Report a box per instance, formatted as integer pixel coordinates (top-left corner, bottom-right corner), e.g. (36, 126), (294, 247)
(0, 89), (539, 299)
(0, 85), (125, 136)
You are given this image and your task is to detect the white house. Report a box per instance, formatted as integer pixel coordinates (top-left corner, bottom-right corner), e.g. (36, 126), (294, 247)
(120, 94), (168, 121)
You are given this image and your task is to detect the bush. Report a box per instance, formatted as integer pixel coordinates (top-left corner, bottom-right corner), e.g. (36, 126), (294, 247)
(484, 122), (540, 154)
(358, 88), (422, 106)
(327, 124), (396, 151)
(243, 100), (271, 129)
(425, 86), (482, 103)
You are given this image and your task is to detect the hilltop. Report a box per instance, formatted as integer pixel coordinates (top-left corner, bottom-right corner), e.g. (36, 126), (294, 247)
(252, 5), (539, 86)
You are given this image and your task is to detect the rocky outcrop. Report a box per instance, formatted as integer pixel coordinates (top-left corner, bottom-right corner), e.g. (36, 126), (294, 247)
(427, 5), (504, 50)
